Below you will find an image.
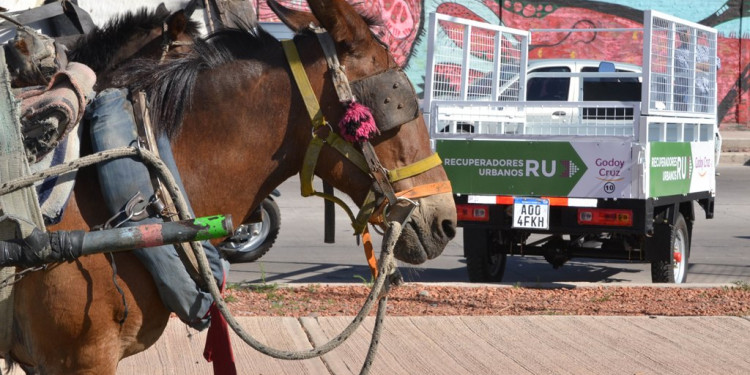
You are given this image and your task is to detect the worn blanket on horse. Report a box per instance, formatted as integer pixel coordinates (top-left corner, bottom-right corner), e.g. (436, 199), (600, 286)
(14, 62), (95, 225)
(16, 62), (94, 162)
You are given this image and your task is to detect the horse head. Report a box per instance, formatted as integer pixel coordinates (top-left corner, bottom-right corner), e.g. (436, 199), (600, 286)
(67, 6), (198, 90)
(268, 0), (458, 264)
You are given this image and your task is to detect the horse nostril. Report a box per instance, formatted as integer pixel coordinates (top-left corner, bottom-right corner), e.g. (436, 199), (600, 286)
(442, 219), (457, 239)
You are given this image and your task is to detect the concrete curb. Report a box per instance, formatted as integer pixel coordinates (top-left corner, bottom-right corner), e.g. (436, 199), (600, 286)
(720, 129), (750, 165)
(720, 151), (750, 166)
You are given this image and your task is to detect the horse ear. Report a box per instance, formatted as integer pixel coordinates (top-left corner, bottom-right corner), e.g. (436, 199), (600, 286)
(305, 0), (371, 47)
(156, 3), (168, 15)
(267, 0), (319, 31)
(165, 10), (189, 41)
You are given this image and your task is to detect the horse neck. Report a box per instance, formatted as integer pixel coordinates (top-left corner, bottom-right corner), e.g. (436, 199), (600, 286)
(173, 64), (379, 224)
(166, 61), (309, 220)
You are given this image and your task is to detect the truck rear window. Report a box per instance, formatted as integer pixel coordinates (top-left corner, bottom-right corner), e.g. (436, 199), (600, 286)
(581, 67), (641, 102)
(526, 67), (570, 101)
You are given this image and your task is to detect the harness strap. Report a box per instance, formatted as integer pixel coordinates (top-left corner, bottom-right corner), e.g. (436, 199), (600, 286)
(361, 141), (397, 205)
(395, 180), (453, 200)
(369, 181), (453, 226)
(299, 135), (359, 228)
(299, 136), (324, 198)
(352, 189), (380, 234)
(281, 39), (326, 129)
(361, 227), (378, 278)
(131, 90), (204, 287)
(325, 132), (369, 172)
(312, 27), (355, 103)
(159, 21), (194, 62)
(388, 153), (443, 182)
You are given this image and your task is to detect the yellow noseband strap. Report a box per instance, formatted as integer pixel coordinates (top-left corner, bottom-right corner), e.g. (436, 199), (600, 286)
(387, 152), (443, 182)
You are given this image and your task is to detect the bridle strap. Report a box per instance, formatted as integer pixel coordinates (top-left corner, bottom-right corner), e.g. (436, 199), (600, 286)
(311, 26), (355, 103)
(285, 37), (370, 240)
(281, 39), (326, 129)
(282, 34), (450, 277)
(361, 141), (398, 205)
(159, 21), (194, 62)
(389, 153), (443, 182)
(369, 181), (453, 226)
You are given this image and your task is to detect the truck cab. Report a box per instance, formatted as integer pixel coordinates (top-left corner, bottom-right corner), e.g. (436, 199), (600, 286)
(525, 60), (642, 130)
(526, 59), (642, 101)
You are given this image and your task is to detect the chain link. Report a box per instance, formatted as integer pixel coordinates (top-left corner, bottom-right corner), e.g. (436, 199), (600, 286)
(0, 265), (47, 289)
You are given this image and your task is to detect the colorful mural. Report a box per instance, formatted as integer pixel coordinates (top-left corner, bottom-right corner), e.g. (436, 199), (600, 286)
(257, 0), (750, 127)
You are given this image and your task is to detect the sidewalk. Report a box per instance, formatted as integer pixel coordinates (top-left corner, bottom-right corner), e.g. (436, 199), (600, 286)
(114, 313), (750, 374)
(720, 128), (750, 165)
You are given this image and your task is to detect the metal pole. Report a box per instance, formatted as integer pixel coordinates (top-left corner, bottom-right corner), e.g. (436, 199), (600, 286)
(0, 215), (233, 268)
(323, 182), (335, 243)
(80, 215), (233, 255)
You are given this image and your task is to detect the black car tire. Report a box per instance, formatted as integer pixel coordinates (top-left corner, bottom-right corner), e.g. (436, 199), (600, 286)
(220, 198), (281, 263)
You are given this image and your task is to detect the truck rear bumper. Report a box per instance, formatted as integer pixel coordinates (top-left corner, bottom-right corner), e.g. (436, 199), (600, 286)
(455, 192), (714, 235)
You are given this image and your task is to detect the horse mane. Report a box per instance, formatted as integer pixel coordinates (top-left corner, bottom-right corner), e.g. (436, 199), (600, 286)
(67, 7), (201, 72)
(119, 24), (276, 138)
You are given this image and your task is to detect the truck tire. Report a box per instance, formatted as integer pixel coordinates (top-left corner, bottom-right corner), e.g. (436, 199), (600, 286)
(650, 213), (690, 283)
(464, 228), (507, 283)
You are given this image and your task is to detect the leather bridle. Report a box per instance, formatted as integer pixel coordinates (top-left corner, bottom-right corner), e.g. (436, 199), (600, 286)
(282, 26), (452, 276)
(159, 21), (193, 61)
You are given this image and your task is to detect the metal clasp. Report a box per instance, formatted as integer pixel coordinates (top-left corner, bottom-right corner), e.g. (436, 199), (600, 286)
(383, 196), (419, 228)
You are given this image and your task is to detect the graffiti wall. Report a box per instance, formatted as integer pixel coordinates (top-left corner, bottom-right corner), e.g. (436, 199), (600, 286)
(258, 0), (750, 128)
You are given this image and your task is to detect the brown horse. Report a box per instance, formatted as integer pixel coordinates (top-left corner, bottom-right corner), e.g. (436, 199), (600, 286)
(7, 0), (456, 373)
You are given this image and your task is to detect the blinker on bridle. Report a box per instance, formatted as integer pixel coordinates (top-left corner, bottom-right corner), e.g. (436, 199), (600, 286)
(282, 26), (452, 277)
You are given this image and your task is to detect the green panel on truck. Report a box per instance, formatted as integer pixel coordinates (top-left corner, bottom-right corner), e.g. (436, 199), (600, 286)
(436, 139), (588, 196)
(648, 142), (693, 197)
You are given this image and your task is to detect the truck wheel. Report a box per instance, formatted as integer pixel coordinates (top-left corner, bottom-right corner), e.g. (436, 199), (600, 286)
(650, 213), (689, 283)
(219, 198), (281, 264)
(464, 228), (507, 283)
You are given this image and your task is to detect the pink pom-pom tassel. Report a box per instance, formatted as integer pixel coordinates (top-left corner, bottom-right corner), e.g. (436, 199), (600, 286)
(339, 101), (378, 143)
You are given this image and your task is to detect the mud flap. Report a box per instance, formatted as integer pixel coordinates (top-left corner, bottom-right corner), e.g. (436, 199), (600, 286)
(644, 222), (672, 262)
(645, 203), (678, 262)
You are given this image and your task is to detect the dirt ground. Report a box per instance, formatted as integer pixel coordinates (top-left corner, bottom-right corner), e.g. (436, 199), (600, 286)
(223, 282), (750, 317)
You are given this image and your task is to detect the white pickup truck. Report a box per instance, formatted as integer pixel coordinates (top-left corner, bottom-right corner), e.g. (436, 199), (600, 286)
(425, 11), (718, 284)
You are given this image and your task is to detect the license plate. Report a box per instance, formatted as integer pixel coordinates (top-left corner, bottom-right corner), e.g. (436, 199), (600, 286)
(512, 197), (549, 229)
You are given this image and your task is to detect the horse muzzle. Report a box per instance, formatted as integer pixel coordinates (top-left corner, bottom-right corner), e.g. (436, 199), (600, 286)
(390, 192), (457, 265)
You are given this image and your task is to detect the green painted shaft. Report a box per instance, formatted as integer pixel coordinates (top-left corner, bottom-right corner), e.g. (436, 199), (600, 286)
(81, 215), (234, 255)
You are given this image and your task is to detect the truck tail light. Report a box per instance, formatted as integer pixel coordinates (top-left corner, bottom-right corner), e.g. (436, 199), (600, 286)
(456, 204), (489, 222)
(577, 208), (633, 227)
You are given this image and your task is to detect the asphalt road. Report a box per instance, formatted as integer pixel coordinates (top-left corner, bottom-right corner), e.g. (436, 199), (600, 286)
(226, 165), (750, 285)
